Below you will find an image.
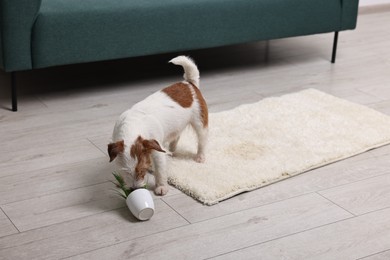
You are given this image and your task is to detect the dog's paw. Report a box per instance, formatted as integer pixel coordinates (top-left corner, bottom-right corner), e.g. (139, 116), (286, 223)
(194, 154), (205, 163)
(155, 185), (169, 196)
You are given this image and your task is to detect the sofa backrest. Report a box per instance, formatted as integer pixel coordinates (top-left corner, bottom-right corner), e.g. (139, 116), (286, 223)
(0, 0), (359, 72)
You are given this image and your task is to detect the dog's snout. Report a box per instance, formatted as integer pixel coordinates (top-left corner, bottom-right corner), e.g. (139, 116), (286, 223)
(133, 178), (146, 188)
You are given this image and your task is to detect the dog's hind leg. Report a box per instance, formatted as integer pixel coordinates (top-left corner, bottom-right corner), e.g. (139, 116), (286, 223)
(191, 122), (208, 163)
(169, 136), (180, 153)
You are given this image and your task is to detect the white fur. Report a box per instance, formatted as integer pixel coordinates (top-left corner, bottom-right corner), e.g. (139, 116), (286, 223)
(111, 56), (207, 195)
(169, 56), (200, 87)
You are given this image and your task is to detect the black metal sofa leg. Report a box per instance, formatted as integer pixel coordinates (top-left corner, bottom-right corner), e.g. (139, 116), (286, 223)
(331, 31), (339, 63)
(11, 72), (17, 112)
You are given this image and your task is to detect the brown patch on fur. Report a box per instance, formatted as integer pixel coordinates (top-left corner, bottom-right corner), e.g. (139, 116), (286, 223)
(107, 140), (125, 162)
(130, 136), (165, 181)
(162, 82), (193, 108)
(191, 84), (209, 127)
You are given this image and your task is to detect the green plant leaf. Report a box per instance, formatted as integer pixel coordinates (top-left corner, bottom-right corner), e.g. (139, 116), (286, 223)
(112, 171), (126, 187)
(111, 172), (149, 199)
(111, 172), (133, 199)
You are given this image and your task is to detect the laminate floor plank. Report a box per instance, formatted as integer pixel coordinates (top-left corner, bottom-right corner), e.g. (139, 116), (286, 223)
(319, 172), (390, 216)
(67, 193), (352, 260)
(0, 139), (103, 178)
(360, 250), (390, 260)
(0, 157), (113, 205)
(0, 208), (18, 238)
(211, 207), (390, 260)
(2, 182), (125, 231)
(0, 200), (188, 260)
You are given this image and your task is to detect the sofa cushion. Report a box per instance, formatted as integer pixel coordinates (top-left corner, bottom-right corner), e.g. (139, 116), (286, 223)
(32, 0), (342, 69)
(0, 0), (42, 72)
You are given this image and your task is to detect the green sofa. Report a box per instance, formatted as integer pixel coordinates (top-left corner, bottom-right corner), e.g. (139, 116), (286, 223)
(0, 0), (359, 111)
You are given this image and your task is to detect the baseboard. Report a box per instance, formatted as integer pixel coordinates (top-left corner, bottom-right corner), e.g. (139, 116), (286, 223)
(360, 0), (390, 6)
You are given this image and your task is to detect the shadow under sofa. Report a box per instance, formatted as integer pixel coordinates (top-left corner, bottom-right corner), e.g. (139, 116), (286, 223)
(0, 0), (359, 111)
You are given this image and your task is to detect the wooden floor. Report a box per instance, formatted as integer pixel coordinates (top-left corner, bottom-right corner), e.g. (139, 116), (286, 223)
(1, 6), (390, 260)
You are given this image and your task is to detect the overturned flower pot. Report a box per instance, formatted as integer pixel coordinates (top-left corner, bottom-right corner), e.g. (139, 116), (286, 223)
(126, 188), (154, 221)
(112, 172), (154, 221)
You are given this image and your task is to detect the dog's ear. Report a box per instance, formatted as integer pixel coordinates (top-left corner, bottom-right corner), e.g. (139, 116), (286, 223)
(107, 140), (125, 162)
(142, 139), (165, 153)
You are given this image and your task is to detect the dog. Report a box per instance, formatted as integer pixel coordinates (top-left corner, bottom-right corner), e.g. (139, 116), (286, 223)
(107, 56), (208, 195)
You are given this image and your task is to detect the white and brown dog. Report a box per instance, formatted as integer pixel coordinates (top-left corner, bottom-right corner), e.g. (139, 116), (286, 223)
(108, 56), (208, 195)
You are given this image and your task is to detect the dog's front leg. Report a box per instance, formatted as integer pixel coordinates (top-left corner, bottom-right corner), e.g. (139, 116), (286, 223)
(152, 151), (169, 195)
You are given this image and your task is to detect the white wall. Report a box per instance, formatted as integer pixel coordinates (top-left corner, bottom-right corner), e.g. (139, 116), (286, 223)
(360, 0), (390, 6)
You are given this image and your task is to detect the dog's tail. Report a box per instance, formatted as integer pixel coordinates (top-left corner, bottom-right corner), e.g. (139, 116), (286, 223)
(169, 56), (200, 88)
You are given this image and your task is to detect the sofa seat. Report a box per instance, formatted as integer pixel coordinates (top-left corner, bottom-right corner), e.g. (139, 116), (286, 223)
(32, 0), (343, 69)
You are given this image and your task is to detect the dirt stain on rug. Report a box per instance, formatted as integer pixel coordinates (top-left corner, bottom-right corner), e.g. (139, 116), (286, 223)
(224, 141), (265, 160)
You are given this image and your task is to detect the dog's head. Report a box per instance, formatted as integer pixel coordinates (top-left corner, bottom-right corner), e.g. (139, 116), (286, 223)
(108, 136), (165, 187)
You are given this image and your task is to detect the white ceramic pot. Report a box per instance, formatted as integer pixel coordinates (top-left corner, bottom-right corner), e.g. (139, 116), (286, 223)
(126, 188), (155, 221)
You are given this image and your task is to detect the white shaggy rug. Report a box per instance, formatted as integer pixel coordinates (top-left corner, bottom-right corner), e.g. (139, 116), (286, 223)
(167, 89), (390, 205)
